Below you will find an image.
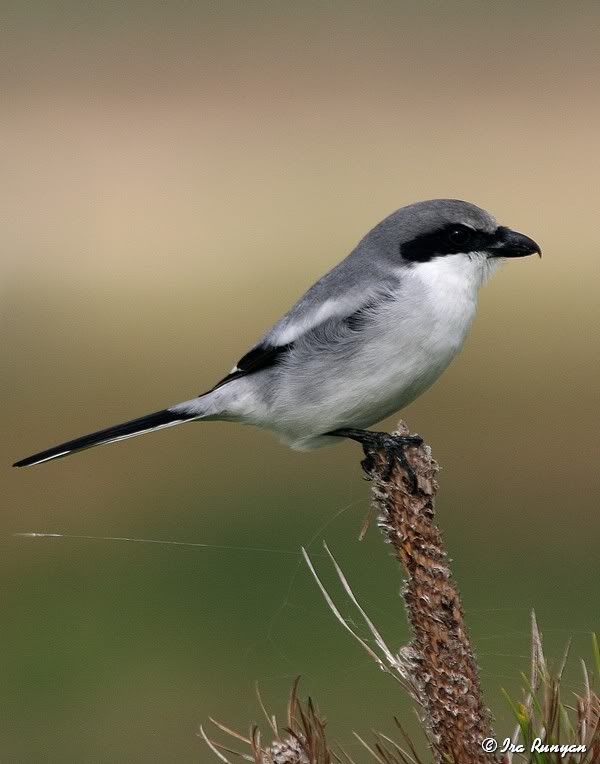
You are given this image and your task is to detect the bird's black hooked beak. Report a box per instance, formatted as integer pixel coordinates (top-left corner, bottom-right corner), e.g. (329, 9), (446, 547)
(488, 226), (542, 258)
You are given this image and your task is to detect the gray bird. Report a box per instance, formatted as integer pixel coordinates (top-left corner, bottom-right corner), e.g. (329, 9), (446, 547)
(14, 199), (540, 470)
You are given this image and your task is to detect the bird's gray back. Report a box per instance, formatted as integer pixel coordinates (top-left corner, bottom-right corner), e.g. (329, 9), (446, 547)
(261, 199), (495, 348)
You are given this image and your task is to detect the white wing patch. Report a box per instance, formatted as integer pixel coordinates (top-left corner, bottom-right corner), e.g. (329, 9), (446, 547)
(272, 295), (365, 346)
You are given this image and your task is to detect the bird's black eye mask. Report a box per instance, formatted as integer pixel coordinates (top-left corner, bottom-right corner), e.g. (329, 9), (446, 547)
(401, 223), (498, 262)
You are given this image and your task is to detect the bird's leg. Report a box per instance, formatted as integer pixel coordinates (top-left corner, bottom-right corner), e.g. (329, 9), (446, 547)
(327, 428), (423, 490)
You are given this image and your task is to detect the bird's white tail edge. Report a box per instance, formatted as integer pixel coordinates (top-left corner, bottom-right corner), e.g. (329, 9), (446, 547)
(13, 404), (203, 467)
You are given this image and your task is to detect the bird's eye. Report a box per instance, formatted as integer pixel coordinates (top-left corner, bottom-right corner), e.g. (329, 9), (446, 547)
(447, 226), (474, 248)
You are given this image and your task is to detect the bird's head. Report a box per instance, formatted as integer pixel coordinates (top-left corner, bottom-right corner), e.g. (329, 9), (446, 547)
(368, 199), (541, 285)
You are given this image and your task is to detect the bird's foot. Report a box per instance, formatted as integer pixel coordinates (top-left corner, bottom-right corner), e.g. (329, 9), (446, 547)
(327, 428), (423, 491)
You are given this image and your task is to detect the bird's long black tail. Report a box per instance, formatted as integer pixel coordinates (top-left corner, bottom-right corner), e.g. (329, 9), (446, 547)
(13, 408), (198, 467)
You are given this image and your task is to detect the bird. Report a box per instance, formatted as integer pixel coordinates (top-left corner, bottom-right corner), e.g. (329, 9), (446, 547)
(14, 199), (540, 471)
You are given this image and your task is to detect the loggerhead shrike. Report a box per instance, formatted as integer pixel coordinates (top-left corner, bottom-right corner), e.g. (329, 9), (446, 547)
(14, 199), (540, 471)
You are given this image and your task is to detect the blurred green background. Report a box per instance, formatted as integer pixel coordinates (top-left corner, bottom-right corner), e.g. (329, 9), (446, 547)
(3, 1), (600, 761)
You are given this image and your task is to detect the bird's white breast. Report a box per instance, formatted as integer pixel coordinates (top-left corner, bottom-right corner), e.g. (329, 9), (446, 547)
(347, 256), (481, 415)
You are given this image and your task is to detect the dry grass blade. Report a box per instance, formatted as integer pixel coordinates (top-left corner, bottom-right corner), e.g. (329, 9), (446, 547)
(203, 680), (335, 763)
(200, 724), (235, 763)
(302, 547), (393, 676)
(353, 731), (386, 763)
(531, 612), (548, 681)
(209, 718), (253, 746)
(256, 682), (279, 738)
(502, 622), (600, 764)
(374, 731), (419, 764)
(322, 542), (405, 673)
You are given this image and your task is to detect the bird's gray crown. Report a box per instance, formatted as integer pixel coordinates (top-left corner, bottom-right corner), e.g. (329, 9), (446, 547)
(389, 199), (496, 235)
(358, 199), (499, 264)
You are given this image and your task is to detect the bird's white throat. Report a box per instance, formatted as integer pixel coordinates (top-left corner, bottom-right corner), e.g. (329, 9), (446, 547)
(409, 251), (501, 297)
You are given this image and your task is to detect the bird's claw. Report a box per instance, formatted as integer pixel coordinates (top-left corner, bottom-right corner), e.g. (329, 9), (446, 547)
(328, 428), (423, 492)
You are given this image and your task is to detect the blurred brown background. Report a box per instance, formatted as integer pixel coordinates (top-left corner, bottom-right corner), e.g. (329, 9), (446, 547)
(2, 1), (599, 761)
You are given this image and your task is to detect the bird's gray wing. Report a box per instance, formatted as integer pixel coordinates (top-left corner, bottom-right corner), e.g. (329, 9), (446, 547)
(208, 256), (400, 392)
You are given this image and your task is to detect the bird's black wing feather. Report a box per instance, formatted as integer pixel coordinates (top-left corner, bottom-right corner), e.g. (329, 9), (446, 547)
(206, 298), (385, 394)
(207, 342), (294, 392)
